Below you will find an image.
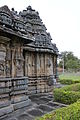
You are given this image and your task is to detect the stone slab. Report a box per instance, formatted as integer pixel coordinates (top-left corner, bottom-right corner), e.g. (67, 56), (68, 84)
(28, 108), (43, 117)
(31, 98), (47, 105)
(17, 113), (34, 120)
(47, 102), (60, 108)
(8, 118), (18, 120)
(37, 104), (53, 112)
(0, 101), (10, 108)
(0, 105), (13, 117)
(39, 97), (51, 102)
(13, 99), (31, 110)
(47, 101), (68, 108)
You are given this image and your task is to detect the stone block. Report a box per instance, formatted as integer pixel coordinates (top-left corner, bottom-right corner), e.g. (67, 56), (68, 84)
(11, 95), (28, 103)
(0, 105), (13, 117)
(13, 99), (31, 110)
(0, 101), (10, 108)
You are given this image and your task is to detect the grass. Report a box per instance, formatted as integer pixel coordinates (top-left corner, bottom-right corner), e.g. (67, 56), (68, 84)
(59, 72), (80, 80)
(59, 72), (80, 84)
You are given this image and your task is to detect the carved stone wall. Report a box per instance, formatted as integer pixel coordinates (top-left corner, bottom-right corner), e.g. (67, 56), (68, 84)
(0, 37), (10, 78)
(25, 52), (35, 76)
(0, 5), (58, 116)
(25, 51), (56, 94)
(0, 37), (24, 78)
(0, 37), (30, 117)
(0, 47), (6, 77)
(25, 52), (54, 77)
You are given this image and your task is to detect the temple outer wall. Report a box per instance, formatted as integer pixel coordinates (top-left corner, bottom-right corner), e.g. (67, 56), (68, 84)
(0, 36), (30, 118)
(24, 51), (57, 94)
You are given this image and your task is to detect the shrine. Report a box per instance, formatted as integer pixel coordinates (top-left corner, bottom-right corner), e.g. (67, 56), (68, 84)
(0, 5), (58, 116)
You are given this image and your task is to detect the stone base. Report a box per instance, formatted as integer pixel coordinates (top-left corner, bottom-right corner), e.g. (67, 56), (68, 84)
(13, 99), (31, 110)
(0, 105), (13, 118)
(0, 99), (31, 119)
(28, 76), (53, 95)
(0, 101), (10, 109)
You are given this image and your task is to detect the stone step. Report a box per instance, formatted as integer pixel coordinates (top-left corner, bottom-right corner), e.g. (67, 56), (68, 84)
(1, 94), (68, 120)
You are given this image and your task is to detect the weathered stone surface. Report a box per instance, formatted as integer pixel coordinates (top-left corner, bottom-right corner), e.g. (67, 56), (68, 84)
(0, 5), (58, 94)
(39, 97), (51, 102)
(0, 101), (10, 108)
(0, 105), (13, 117)
(0, 93), (67, 120)
(0, 5), (58, 117)
(17, 113), (34, 120)
(28, 108), (43, 116)
(13, 99), (31, 110)
(7, 118), (18, 120)
(37, 104), (53, 112)
(11, 96), (29, 104)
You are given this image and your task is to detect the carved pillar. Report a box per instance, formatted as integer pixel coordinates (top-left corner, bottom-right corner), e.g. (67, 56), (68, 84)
(5, 43), (11, 77)
(0, 43), (6, 78)
(11, 41), (24, 77)
(46, 54), (52, 76)
(36, 53), (41, 76)
(49, 55), (54, 76)
(32, 52), (35, 76)
(40, 53), (45, 75)
(11, 47), (16, 77)
(28, 52), (32, 76)
(53, 55), (57, 78)
(25, 52), (28, 76)
(15, 46), (24, 77)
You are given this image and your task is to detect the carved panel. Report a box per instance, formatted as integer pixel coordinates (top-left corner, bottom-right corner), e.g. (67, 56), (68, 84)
(0, 51), (6, 61)
(0, 44), (6, 78)
(5, 61), (11, 77)
(45, 54), (53, 76)
(0, 62), (5, 77)
(16, 60), (23, 77)
(11, 42), (24, 77)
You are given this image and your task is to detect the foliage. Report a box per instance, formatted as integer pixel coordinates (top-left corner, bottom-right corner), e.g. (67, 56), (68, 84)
(54, 83), (80, 104)
(36, 100), (80, 120)
(59, 51), (80, 72)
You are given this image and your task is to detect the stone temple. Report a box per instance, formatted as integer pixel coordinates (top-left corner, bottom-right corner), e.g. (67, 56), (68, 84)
(0, 5), (58, 116)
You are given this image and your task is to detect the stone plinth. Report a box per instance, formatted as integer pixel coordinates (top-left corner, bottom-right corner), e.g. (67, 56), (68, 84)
(0, 77), (30, 118)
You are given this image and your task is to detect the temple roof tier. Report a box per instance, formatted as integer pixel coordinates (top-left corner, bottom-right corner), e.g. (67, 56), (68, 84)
(0, 5), (58, 54)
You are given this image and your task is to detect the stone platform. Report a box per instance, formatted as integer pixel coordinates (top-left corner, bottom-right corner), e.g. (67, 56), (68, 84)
(1, 92), (67, 120)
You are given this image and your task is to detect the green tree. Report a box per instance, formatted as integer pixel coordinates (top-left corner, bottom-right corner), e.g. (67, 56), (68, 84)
(59, 51), (80, 72)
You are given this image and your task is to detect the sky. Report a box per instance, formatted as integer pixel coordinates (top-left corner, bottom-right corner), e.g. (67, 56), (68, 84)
(0, 0), (80, 58)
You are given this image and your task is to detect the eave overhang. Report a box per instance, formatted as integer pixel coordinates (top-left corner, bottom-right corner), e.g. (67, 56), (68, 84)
(0, 25), (34, 44)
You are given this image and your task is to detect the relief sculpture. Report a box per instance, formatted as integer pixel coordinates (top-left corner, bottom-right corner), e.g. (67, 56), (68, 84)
(16, 60), (23, 76)
(6, 61), (11, 77)
(0, 5), (58, 96)
(0, 62), (5, 76)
